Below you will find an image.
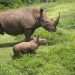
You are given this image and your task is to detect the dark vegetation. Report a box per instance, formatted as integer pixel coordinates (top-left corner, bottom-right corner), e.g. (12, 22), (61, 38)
(0, 0), (56, 8)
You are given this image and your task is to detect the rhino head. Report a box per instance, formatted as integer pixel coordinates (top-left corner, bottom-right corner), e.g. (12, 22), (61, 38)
(37, 8), (60, 32)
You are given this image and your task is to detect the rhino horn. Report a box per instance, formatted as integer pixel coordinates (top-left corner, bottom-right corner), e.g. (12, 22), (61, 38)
(54, 12), (60, 26)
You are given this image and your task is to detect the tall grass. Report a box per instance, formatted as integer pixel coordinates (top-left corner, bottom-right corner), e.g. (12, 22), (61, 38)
(0, 1), (75, 75)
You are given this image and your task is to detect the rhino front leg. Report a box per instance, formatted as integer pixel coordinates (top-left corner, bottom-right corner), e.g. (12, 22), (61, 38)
(24, 29), (34, 41)
(25, 33), (32, 41)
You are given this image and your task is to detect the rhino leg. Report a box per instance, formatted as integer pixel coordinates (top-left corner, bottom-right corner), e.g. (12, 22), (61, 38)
(0, 24), (4, 35)
(24, 29), (34, 41)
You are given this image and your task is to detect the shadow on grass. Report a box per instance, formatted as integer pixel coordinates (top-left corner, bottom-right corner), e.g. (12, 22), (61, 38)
(0, 40), (24, 48)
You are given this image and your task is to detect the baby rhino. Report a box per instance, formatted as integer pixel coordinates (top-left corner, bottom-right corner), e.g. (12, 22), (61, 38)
(13, 36), (40, 56)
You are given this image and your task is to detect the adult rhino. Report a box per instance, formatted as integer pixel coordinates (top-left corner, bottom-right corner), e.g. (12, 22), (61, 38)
(0, 8), (60, 41)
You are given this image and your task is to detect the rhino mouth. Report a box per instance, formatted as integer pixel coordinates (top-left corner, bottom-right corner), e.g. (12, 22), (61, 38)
(43, 26), (56, 32)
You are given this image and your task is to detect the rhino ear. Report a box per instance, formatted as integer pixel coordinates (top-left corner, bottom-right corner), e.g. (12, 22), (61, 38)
(40, 8), (44, 16)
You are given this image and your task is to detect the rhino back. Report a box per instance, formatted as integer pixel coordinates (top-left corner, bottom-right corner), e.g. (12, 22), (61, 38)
(15, 41), (38, 50)
(0, 8), (36, 35)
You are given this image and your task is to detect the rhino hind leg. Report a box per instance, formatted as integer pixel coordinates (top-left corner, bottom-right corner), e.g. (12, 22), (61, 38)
(13, 47), (22, 57)
(0, 24), (4, 35)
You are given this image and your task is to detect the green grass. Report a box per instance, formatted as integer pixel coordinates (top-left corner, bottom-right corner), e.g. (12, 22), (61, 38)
(0, 1), (75, 75)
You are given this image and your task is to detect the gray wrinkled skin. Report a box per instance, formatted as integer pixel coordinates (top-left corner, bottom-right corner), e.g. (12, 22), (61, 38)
(0, 8), (60, 41)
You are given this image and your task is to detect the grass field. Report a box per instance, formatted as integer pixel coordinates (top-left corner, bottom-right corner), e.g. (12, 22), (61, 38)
(0, 1), (75, 75)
